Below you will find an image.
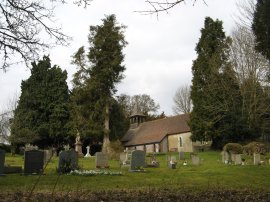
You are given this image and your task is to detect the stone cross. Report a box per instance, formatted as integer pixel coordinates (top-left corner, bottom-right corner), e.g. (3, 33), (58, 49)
(64, 144), (70, 151)
(84, 146), (92, 157)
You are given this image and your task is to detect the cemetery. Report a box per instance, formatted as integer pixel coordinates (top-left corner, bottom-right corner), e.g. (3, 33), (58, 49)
(0, 147), (270, 200)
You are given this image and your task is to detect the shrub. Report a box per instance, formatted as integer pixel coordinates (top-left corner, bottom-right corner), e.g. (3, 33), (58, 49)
(243, 142), (269, 155)
(223, 143), (243, 154)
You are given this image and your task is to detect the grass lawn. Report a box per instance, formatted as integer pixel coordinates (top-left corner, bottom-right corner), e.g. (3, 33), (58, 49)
(1, 151), (270, 194)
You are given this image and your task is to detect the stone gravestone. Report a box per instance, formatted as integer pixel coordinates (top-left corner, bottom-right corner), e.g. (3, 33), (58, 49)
(96, 152), (109, 168)
(231, 154), (236, 163)
(84, 146), (91, 157)
(254, 153), (261, 165)
(221, 151), (229, 164)
(168, 155), (177, 169)
(191, 155), (200, 165)
(58, 149), (78, 173)
(234, 154), (242, 165)
(24, 150), (44, 175)
(0, 150), (5, 175)
(130, 150), (146, 171)
(119, 152), (128, 167)
(179, 151), (185, 160)
(43, 149), (53, 165)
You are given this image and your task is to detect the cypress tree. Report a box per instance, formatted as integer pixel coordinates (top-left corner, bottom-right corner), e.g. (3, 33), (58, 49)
(190, 17), (245, 148)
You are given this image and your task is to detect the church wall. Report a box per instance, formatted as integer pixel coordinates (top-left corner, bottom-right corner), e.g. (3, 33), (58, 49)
(160, 137), (168, 153)
(168, 132), (194, 152)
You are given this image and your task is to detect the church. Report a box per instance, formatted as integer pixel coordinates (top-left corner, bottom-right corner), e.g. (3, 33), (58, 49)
(121, 113), (211, 153)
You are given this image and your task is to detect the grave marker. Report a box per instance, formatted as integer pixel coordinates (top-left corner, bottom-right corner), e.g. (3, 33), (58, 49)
(95, 152), (109, 168)
(43, 149), (53, 164)
(191, 155), (200, 165)
(179, 151), (185, 160)
(0, 150), (5, 175)
(254, 153), (261, 165)
(221, 151), (229, 164)
(24, 150), (44, 175)
(234, 154), (242, 165)
(130, 150), (146, 171)
(58, 149), (78, 173)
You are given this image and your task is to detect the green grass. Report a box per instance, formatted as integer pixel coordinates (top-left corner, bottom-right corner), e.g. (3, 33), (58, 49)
(1, 151), (270, 193)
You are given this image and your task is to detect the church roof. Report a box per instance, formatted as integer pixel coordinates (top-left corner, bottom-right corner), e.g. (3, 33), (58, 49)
(121, 114), (190, 146)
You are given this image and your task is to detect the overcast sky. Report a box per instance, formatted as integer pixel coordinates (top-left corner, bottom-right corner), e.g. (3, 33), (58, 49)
(0, 0), (240, 115)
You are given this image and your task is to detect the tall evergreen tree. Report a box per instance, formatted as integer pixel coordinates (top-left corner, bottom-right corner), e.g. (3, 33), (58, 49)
(190, 17), (246, 148)
(71, 15), (127, 153)
(10, 56), (71, 148)
(252, 0), (270, 61)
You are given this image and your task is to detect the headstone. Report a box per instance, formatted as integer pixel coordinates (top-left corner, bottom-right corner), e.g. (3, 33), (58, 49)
(234, 154), (242, 165)
(58, 150), (78, 173)
(0, 150), (5, 175)
(24, 150), (44, 175)
(167, 155), (177, 168)
(179, 151), (185, 160)
(96, 152), (109, 168)
(130, 150), (146, 171)
(95, 152), (109, 168)
(191, 155), (200, 165)
(84, 146), (91, 157)
(254, 153), (261, 165)
(231, 154), (236, 163)
(120, 152), (127, 164)
(221, 151), (229, 164)
(43, 149), (53, 164)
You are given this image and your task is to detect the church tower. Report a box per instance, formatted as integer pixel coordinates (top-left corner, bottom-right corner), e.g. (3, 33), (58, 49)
(129, 105), (146, 129)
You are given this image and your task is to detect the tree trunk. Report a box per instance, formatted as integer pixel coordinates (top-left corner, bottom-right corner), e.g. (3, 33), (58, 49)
(102, 102), (110, 154)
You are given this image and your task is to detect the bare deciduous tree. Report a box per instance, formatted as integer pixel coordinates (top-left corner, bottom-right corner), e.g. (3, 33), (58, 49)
(138, 0), (206, 15)
(0, 0), (92, 71)
(172, 84), (192, 114)
(0, 92), (18, 143)
(230, 0), (270, 140)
